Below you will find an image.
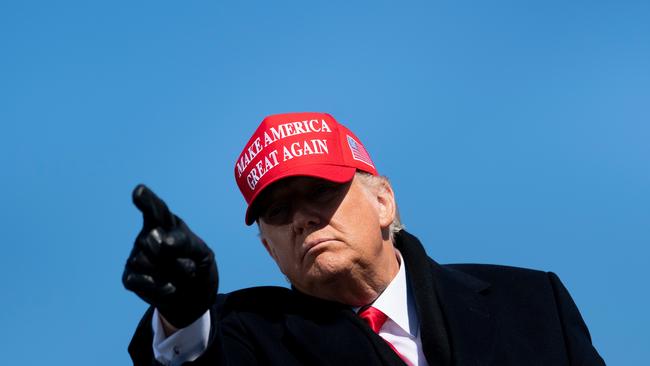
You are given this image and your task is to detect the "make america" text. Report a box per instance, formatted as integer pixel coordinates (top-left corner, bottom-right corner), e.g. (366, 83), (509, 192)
(236, 119), (332, 178)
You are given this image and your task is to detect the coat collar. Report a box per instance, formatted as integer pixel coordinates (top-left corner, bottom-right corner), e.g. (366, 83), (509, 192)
(395, 230), (496, 366)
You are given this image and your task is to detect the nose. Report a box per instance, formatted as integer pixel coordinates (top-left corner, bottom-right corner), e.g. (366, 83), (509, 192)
(291, 199), (321, 235)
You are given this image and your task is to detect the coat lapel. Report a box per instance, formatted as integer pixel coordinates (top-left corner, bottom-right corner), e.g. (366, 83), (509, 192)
(396, 231), (496, 366)
(434, 263), (497, 365)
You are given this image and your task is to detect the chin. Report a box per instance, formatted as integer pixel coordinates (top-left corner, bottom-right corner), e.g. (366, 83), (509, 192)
(301, 261), (354, 292)
(311, 252), (351, 275)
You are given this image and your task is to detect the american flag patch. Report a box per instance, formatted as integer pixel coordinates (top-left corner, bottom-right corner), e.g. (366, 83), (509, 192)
(347, 135), (375, 168)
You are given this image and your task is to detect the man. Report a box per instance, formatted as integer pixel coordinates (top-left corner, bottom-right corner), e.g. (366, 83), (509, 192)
(123, 112), (605, 365)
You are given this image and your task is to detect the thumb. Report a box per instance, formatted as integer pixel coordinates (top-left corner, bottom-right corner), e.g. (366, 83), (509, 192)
(132, 184), (177, 230)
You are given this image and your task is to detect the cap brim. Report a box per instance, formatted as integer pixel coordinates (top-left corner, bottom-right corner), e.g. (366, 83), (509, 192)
(245, 164), (357, 225)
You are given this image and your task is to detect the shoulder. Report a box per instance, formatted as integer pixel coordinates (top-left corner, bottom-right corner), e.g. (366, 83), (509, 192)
(442, 263), (558, 290)
(438, 263), (568, 306)
(443, 263), (549, 283)
(397, 231), (559, 291)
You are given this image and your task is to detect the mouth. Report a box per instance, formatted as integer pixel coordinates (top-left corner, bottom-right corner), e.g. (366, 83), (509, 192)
(302, 238), (336, 258)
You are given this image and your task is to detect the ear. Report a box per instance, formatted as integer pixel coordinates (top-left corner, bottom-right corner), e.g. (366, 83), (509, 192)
(375, 179), (396, 229)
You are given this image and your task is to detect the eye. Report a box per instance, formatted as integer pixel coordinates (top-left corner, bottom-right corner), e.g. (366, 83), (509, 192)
(311, 182), (341, 202)
(262, 201), (291, 224)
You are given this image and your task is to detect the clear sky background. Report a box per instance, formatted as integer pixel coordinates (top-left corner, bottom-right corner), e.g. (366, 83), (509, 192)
(1, 1), (648, 364)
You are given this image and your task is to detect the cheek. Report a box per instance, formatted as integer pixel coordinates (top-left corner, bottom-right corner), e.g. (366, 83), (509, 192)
(266, 240), (300, 276)
(260, 225), (293, 260)
(342, 195), (380, 229)
(333, 195), (385, 249)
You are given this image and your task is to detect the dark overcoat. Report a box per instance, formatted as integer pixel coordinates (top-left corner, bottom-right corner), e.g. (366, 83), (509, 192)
(129, 230), (605, 365)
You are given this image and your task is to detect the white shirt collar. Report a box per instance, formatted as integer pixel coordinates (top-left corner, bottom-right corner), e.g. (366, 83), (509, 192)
(367, 249), (418, 337)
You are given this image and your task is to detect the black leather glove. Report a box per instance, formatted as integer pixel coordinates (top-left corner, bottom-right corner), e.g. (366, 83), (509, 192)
(123, 184), (219, 328)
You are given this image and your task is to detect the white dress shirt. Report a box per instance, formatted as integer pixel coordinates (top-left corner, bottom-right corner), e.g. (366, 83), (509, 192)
(151, 308), (210, 366)
(356, 250), (428, 366)
(152, 250), (428, 366)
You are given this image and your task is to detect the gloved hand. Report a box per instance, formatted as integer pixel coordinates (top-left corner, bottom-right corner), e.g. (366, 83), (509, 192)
(123, 184), (219, 328)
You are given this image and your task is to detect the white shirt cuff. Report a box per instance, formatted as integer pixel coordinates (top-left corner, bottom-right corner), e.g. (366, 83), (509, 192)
(151, 308), (211, 366)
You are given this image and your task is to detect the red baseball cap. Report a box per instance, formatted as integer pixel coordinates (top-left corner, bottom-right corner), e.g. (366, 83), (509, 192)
(235, 112), (378, 225)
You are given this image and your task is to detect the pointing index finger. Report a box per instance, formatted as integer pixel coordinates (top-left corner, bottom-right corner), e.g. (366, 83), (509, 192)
(132, 184), (176, 230)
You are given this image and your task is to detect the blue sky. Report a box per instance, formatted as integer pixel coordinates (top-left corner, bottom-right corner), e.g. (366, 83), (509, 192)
(1, 1), (648, 364)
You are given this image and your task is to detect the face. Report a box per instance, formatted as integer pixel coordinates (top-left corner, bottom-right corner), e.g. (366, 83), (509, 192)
(256, 174), (399, 306)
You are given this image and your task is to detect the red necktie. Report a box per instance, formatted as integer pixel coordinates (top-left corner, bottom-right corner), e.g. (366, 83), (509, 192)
(358, 306), (408, 363)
